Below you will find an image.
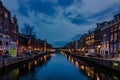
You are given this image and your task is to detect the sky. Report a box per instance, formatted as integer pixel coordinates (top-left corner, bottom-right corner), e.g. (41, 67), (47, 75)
(2, 0), (120, 47)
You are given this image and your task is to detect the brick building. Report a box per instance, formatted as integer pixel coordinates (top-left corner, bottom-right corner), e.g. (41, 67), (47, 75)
(99, 22), (110, 57)
(11, 15), (19, 45)
(109, 14), (120, 57)
(0, 1), (12, 35)
(94, 23), (103, 54)
(0, 1), (19, 55)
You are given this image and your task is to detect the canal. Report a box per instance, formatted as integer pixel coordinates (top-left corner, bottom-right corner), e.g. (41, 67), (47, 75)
(0, 53), (119, 80)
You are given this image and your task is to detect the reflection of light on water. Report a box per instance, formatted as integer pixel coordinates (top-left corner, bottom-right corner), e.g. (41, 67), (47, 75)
(28, 63), (31, 70)
(51, 54), (55, 57)
(64, 54), (66, 57)
(71, 58), (74, 64)
(69, 56), (71, 61)
(81, 66), (94, 79)
(41, 57), (43, 61)
(80, 65), (85, 70)
(34, 60), (37, 65)
(9, 68), (19, 79)
(88, 72), (90, 76)
(23, 64), (26, 67)
(75, 61), (79, 68)
(96, 73), (100, 80)
(44, 55), (47, 62)
(113, 76), (118, 80)
(14, 68), (19, 76)
(65, 54), (100, 80)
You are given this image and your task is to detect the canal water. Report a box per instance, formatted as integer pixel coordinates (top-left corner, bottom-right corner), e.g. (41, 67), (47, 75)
(0, 53), (119, 80)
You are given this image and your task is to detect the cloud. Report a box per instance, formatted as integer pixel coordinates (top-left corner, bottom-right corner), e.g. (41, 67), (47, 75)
(71, 34), (81, 41)
(41, 0), (58, 4)
(57, 0), (73, 7)
(64, 0), (120, 23)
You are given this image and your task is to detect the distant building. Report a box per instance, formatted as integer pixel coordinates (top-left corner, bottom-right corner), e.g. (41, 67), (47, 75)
(18, 33), (29, 55)
(77, 34), (87, 53)
(85, 31), (95, 54)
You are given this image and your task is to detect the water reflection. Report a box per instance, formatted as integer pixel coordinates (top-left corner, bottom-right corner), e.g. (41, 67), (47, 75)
(0, 53), (119, 80)
(64, 54), (120, 80)
(0, 54), (52, 80)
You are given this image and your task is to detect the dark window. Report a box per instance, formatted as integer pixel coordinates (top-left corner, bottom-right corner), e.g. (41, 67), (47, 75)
(0, 27), (2, 33)
(6, 42), (9, 46)
(0, 40), (2, 45)
(111, 27), (113, 32)
(0, 17), (2, 23)
(14, 35), (16, 39)
(5, 51), (9, 54)
(5, 29), (8, 34)
(4, 20), (9, 26)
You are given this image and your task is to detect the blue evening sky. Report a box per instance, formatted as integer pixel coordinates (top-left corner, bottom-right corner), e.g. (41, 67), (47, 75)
(2, 0), (120, 47)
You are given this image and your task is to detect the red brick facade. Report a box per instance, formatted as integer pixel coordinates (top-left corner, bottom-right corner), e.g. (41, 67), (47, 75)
(0, 1), (19, 44)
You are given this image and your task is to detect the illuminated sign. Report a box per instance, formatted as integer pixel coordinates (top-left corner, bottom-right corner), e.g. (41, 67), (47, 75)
(9, 44), (17, 57)
(113, 62), (119, 67)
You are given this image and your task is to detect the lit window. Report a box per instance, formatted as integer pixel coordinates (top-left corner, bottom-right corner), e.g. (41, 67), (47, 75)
(6, 42), (9, 46)
(119, 24), (120, 30)
(4, 13), (8, 18)
(114, 33), (117, 41)
(110, 34), (113, 41)
(111, 27), (113, 32)
(0, 50), (2, 55)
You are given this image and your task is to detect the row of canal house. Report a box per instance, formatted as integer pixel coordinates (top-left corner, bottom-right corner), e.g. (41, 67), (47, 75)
(95, 14), (120, 57)
(66, 13), (120, 57)
(18, 34), (47, 56)
(0, 1), (48, 56)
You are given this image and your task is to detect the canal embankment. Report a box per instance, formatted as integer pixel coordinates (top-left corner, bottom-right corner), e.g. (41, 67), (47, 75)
(0, 52), (51, 69)
(64, 52), (120, 72)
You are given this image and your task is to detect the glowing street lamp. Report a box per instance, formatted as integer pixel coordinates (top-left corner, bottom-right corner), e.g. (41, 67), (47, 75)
(98, 45), (101, 54)
(98, 45), (101, 48)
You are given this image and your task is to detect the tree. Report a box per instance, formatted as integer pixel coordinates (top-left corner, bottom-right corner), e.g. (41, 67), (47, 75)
(21, 23), (36, 38)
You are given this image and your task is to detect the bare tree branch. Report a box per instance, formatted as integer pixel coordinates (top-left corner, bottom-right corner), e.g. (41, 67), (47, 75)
(21, 23), (36, 38)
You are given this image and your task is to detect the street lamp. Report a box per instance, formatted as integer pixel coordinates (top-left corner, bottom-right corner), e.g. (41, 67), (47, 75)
(98, 45), (101, 48)
(98, 45), (101, 54)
